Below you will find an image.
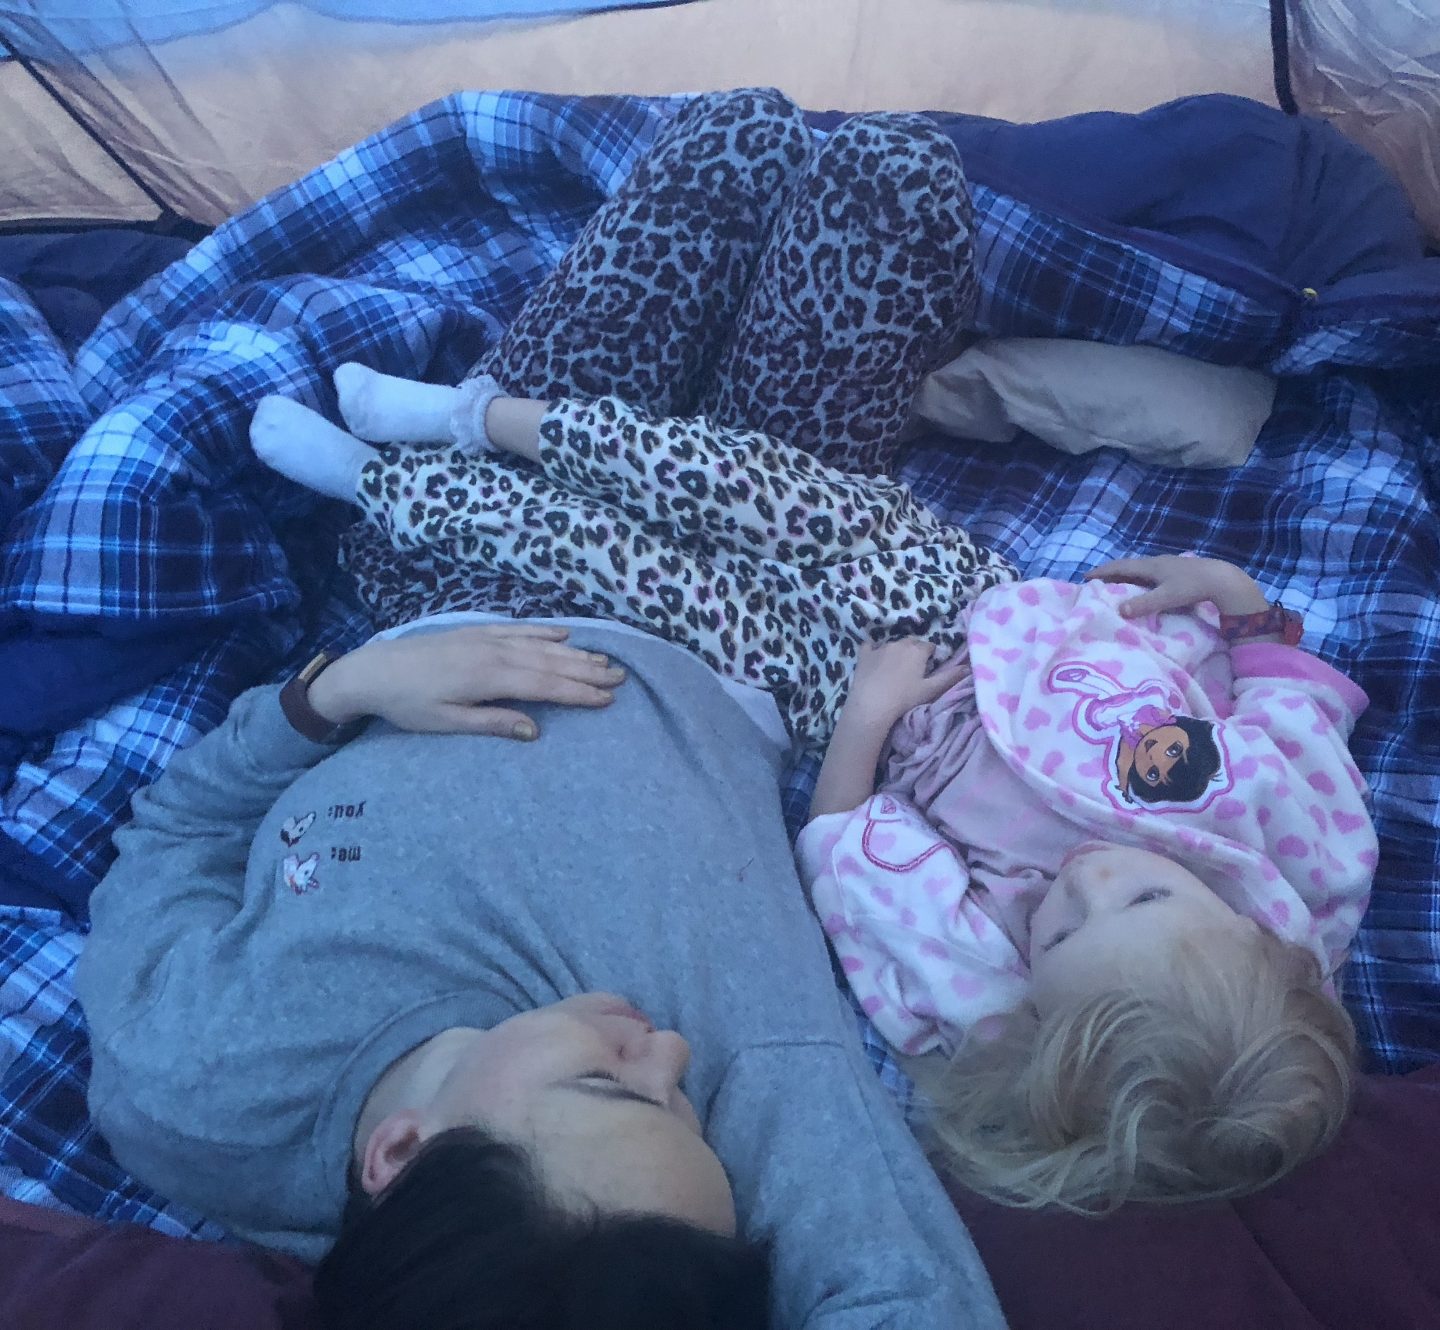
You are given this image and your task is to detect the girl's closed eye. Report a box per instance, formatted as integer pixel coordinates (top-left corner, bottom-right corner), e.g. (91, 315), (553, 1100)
(1040, 888), (1170, 950)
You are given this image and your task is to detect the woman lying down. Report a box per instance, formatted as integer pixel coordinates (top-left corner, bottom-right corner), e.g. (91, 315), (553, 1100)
(78, 91), (1013, 1330)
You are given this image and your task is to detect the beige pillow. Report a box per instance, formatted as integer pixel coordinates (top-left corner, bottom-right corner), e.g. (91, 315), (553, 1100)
(912, 338), (1278, 470)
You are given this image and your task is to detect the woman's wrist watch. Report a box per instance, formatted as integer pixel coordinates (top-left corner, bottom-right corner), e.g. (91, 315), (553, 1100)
(1216, 602), (1304, 646)
(279, 651), (366, 744)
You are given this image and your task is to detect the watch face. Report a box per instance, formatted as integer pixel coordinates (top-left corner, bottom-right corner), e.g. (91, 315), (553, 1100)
(299, 651), (333, 686)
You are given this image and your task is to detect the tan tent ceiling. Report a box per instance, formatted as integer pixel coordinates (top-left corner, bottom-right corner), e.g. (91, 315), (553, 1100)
(2, 0), (1280, 227)
(0, 51), (159, 224)
(2, 1), (1435, 242)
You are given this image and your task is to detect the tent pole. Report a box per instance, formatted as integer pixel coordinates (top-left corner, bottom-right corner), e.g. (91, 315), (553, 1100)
(1268, 0), (1298, 115)
(3, 42), (174, 218)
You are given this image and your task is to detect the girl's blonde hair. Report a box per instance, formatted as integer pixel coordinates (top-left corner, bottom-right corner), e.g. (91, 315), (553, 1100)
(916, 928), (1356, 1213)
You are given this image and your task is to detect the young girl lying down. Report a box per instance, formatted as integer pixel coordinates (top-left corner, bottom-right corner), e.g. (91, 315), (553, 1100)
(254, 368), (1375, 1216)
(801, 555), (1375, 1212)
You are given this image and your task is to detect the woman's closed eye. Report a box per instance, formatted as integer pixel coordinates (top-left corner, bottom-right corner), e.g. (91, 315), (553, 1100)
(576, 1071), (665, 1108)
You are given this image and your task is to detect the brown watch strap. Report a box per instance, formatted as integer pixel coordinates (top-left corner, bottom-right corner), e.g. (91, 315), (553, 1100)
(279, 651), (363, 744)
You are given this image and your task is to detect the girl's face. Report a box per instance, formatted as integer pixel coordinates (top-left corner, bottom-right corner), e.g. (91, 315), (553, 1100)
(1029, 842), (1257, 1015)
(1134, 724), (1191, 788)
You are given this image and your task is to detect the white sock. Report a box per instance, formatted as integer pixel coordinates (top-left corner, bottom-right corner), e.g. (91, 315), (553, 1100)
(334, 363), (459, 444)
(250, 396), (375, 502)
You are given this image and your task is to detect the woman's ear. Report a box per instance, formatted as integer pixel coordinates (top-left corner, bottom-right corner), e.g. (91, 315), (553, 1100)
(359, 1109), (426, 1197)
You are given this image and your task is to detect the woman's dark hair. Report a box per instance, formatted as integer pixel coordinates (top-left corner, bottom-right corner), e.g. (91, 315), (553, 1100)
(313, 1127), (772, 1330)
(1126, 715), (1222, 804)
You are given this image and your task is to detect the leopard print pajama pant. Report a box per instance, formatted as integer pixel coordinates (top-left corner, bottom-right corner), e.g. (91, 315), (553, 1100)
(342, 87), (1016, 741)
(357, 395), (1014, 742)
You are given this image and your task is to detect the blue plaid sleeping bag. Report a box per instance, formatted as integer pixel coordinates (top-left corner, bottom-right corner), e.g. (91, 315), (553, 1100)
(1, 90), (1437, 1237)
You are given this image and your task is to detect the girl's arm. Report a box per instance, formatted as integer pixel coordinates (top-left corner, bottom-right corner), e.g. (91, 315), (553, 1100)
(1085, 554), (1276, 629)
(1230, 653), (1375, 968)
(1085, 558), (1374, 959)
(1086, 552), (1367, 726)
(808, 704), (898, 821)
(808, 639), (969, 821)
(797, 794), (1028, 1055)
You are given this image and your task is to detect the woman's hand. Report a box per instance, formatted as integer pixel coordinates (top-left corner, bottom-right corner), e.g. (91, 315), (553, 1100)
(307, 624), (626, 740)
(846, 639), (969, 730)
(1085, 555), (1271, 619)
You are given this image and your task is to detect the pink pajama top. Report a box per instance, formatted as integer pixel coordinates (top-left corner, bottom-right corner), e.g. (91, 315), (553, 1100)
(797, 576), (1378, 1056)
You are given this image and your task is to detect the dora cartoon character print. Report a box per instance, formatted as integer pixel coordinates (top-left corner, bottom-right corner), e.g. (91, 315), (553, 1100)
(1047, 661), (1227, 810)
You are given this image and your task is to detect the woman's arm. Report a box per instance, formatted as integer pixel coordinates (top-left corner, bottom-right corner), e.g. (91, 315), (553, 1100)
(308, 622), (624, 738)
(808, 639), (967, 822)
(89, 625), (626, 946)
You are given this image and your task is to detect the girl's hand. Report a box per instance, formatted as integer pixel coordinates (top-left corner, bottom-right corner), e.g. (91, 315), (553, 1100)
(846, 638), (969, 728)
(1085, 555), (1271, 619)
(306, 624), (626, 740)
(809, 638), (965, 823)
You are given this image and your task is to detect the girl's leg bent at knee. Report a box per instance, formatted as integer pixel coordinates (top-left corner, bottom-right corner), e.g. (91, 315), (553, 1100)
(355, 448), (544, 552)
(468, 89), (812, 413)
(354, 440), (811, 706)
(445, 503), (806, 702)
(701, 113), (980, 476)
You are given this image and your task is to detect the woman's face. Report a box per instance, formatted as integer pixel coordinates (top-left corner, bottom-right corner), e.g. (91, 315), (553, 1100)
(420, 993), (736, 1235)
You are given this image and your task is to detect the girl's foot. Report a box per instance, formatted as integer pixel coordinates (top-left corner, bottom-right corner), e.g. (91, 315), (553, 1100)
(250, 396), (375, 502)
(334, 362), (458, 444)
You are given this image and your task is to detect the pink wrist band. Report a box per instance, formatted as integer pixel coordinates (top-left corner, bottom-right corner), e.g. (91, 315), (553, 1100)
(1217, 603), (1304, 646)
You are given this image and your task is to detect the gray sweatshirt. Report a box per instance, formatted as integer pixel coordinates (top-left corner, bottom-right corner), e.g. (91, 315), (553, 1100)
(77, 623), (1004, 1329)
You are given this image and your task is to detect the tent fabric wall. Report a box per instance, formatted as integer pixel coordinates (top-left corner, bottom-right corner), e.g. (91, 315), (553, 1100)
(0, 54), (158, 225)
(4, 0), (697, 51)
(1, 0), (1278, 227)
(1286, 0), (1440, 246)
